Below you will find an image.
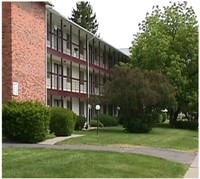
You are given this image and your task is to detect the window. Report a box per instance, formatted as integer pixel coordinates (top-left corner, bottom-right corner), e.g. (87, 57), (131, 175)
(95, 48), (98, 62)
(47, 99), (51, 107)
(80, 71), (84, 85)
(67, 100), (71, 109)
(47, 23), (50, 41)
(94, 75), (98, 87)
(54, 63), (62, 89)
(47, 60), (51, 78)
(66, 33), (70, 49)
(103, 76), (106, 85)
(79, 101), (84, 116)
(66, 66), (71, 82)
(79, 40), (84, 55)
(57, 29), (62, 51)
(54, 99), (62, 107)
(103, 52), (107, 64)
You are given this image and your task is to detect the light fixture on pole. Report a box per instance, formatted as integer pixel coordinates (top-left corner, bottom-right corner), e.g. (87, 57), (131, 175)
(161, 108), (168, 113)
(87, 104), (92, 129)
(116, 106), (120, 117)
(95, 104), (100, 135)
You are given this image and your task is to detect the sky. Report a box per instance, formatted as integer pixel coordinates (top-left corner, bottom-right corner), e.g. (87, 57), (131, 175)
(50, 0), (199, 49)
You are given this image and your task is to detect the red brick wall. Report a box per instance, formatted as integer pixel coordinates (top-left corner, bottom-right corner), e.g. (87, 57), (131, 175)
(2, 2), (46, 104)
(2, 2), (12, 103)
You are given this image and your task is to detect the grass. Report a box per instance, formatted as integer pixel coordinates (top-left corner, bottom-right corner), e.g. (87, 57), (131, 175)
(2, 147), (188, 178)
(58, 125), (198, 151)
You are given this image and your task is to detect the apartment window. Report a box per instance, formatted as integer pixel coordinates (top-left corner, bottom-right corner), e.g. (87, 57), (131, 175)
(80, 71), (84, 85)
(54, 63), (62, 75)
(47, 99), (51, 106)
(66, 33), (70, 49)
(95, 48), (98, 62)
(103, 76), (106, 85)
(47, 60), (51, 78)
(79, 40), (84, 55)
(94, 75), (98, 87)
(47, 23), (50, 41)
(103, 52), (107, 64)
(66, 66), (71, 82)
(57, 29), (62, 51)
(67, 100), (71, 109)
(54, 99), (62, 107)
(89, 45), (93, 63)
(54, 63), (62, 90)
(79, 101), (84, 116)
(108, 105), (113, 116)
(89, 73), (93, 94)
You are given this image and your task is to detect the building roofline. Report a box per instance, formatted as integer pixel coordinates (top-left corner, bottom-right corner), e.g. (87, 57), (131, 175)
(47, 7), (130, 58)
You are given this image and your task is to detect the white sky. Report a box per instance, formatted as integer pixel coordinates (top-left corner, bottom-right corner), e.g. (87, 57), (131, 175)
(50, 0), (199, 49)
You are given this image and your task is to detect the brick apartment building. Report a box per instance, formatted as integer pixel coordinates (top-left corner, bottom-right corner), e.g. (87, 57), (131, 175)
(2, 2), (129, 123)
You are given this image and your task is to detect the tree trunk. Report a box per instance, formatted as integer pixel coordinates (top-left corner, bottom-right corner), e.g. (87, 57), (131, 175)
(169, 108), (179, 126)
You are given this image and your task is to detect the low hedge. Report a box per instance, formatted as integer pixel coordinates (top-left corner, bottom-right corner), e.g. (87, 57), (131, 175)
(49, 107), (77, 136)
(94, 114), (119, 127)
(174, 121), (198, 130)
(75, 115), (86, 130)
(90, 120), (104, 128)
(2, 100), (50, 143)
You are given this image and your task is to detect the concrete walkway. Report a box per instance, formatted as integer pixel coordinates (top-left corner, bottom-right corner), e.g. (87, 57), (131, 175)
(3, 135), (198, 178)
(38, 134), (84, 145)
(184, 154), (198, 178)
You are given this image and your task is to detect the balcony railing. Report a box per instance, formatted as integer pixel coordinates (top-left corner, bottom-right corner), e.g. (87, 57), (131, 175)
(47, 32), (114, 70)
(47, 75), (103, 96)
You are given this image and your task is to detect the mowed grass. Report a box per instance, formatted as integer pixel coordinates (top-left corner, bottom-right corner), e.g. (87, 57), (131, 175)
(58, 125), (198, 151)
(3, 147), (188, 178)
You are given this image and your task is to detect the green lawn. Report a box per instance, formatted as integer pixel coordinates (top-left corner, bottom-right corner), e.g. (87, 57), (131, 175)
(58, 125), (198, 151)
(2, 147), (188, 178)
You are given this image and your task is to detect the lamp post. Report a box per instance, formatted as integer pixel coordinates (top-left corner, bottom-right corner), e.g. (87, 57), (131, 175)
(87, 34), (96, 130)
(95, 104), (100, 135)
(88, 104), (92, 128)
(116, 106), (120, 117)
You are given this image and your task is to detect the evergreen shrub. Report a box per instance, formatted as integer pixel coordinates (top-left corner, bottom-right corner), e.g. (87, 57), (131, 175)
(90, 120), (104, 128)
(75, 115), (86, 130)
(94, 113), (119, 127)
(49, 107), (76, 136)
(2, 100), (50, 143)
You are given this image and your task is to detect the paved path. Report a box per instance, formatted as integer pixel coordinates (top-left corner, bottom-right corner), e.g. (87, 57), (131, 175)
(184, 154), (198, 178)
(3, 142), (196, 165)
(3, 135), (198, 178)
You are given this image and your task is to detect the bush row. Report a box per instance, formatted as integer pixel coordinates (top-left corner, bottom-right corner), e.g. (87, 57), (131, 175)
(94, 114), (119, 127)
(3, 101), (77, 143)
(90, 120), (104, 128)
(174, 121), (198, 130)
(3, 100), (120, 143)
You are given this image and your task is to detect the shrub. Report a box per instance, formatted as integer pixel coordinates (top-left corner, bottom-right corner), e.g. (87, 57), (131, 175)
(75, 115), (86, 130)
(90, 120), (104, 128)
(156, 113), (167, 123)
(123, 114), (156, 133)
(174, 121), (198, 130)
(2, 100), (50, 143)
(49, 107), (76, 136)
(93, 114), (119, 127)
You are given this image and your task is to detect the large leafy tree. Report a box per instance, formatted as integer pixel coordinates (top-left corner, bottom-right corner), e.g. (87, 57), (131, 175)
(104, 66), (177, 133)
(69, 1), (99, 34)
(131, 1), (198, 124)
